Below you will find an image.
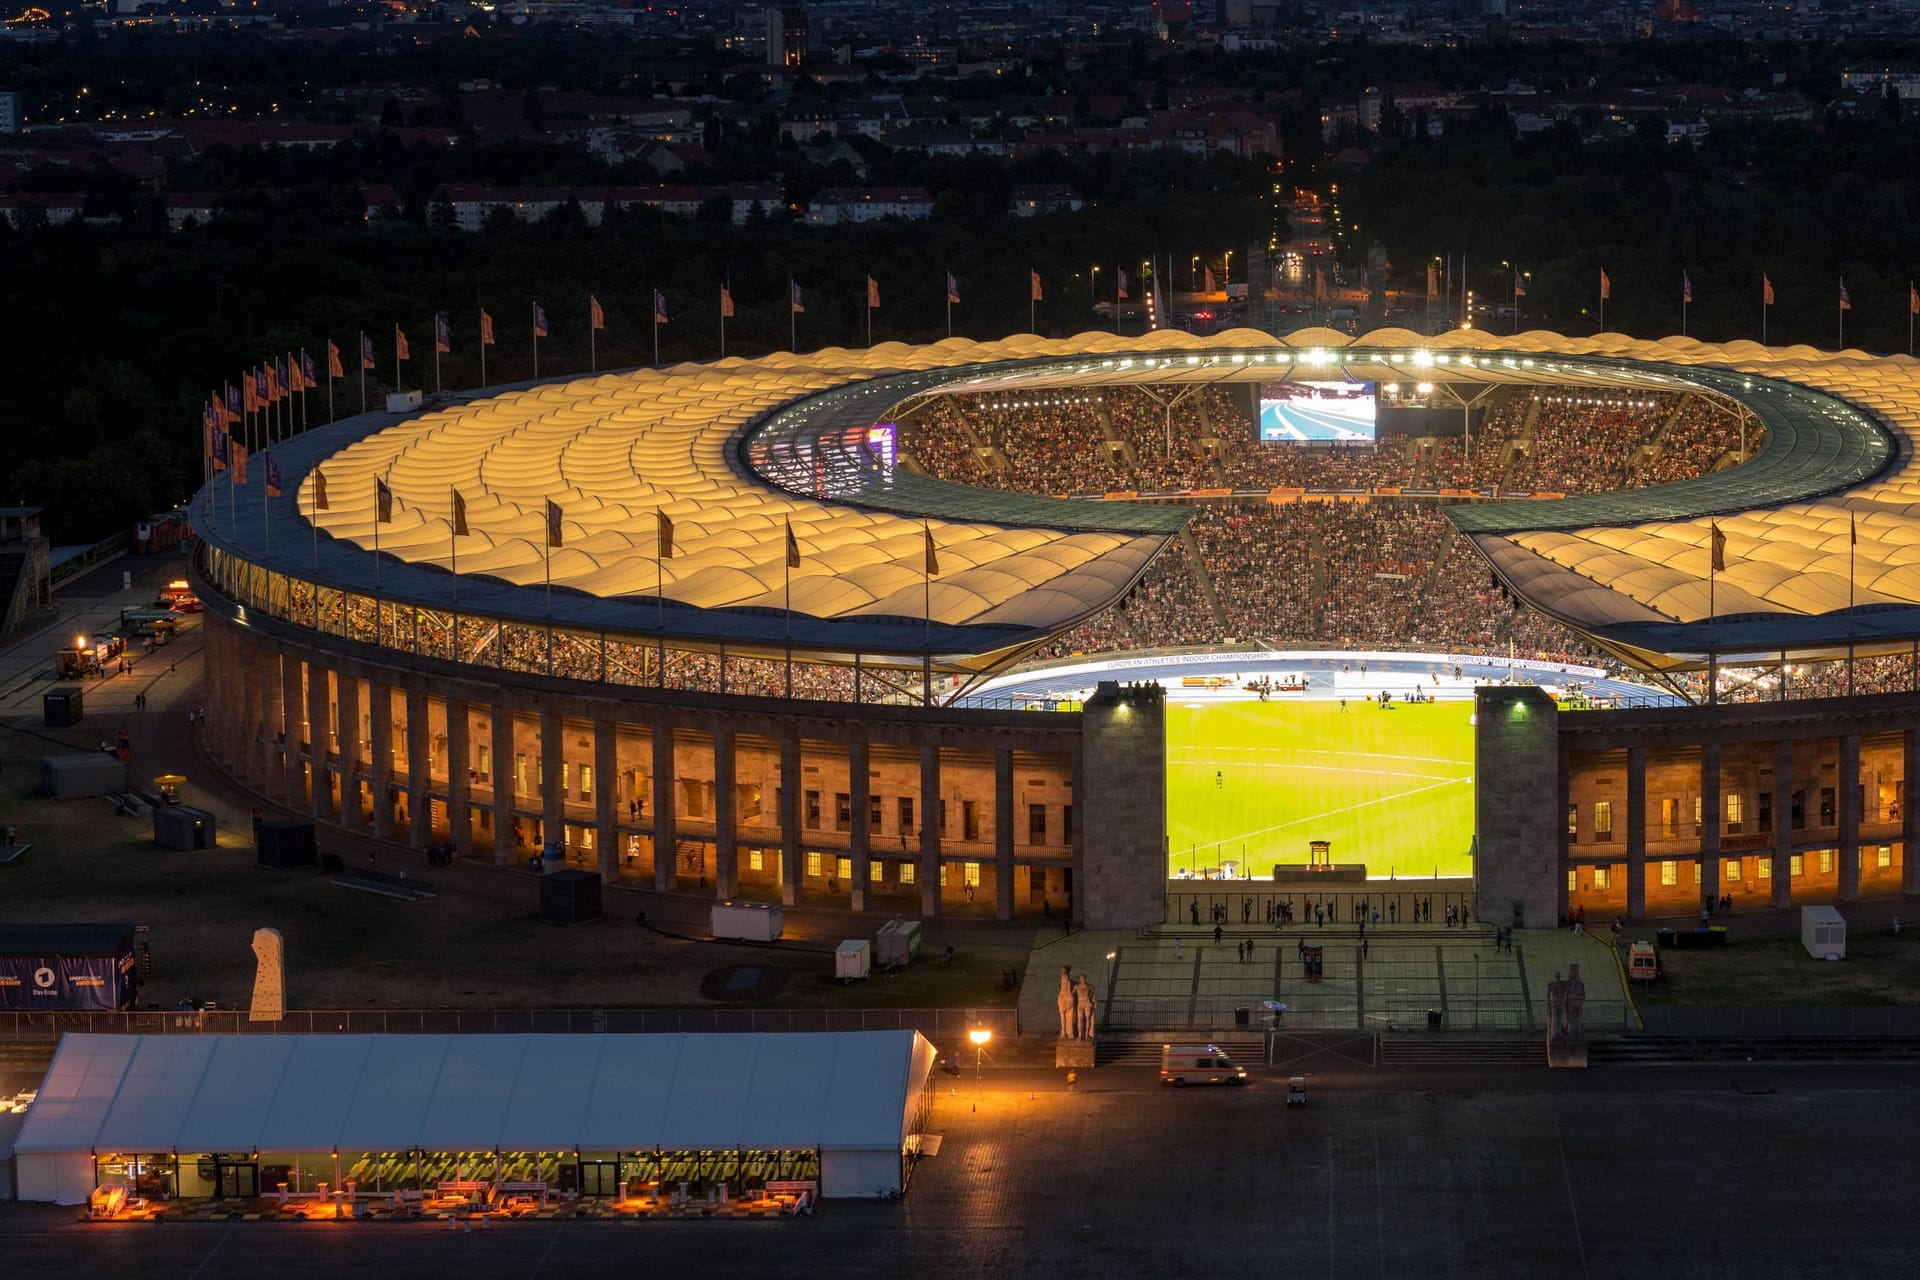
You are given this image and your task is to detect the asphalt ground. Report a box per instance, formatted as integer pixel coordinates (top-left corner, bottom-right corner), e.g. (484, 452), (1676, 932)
(3, 1063), (1917, 1279)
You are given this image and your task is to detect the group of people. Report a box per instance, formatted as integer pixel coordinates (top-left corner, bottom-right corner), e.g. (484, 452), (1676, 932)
(910, 382), (1764, 673)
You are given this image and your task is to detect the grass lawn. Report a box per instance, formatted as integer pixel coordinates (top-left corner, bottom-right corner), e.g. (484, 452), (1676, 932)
(1166, 699), (1475, 879)
(1633, 929), (1920, 1006)
(0, 730), (1018, 1013)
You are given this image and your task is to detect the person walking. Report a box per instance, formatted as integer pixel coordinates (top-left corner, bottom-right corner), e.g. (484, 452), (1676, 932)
(1213, 924), (1223, 946)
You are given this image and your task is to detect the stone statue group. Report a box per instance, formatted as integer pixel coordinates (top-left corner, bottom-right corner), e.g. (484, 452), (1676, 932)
(1546, 963), (1586, 1043)
(1056, 965), (1099, 1040)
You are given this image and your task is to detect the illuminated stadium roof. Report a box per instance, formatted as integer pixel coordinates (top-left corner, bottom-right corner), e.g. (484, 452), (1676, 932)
(195, 326), (1920, 673)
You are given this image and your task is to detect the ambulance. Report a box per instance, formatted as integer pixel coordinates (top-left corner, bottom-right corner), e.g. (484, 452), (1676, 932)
(1160, 1044), (1249, 1086)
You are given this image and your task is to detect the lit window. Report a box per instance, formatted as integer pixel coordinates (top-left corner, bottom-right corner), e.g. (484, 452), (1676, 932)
(900, 863), (916, 885)
(1592, 866), (1611, 890)
(1567, 869), (1577, 892)
(1878, 845), (1893, 868)
(1819, 850), (1834, 874)
(870, 860), (885, 883)
(748, 850), (763, 872)
(1758, 857), (1772, 880)
(1791, 854), (1804, 877)
(836, 856), (852, 882)
(1660, 862), (1678, 886)
(964, 862), (982, 886)
(806, 851), (823, 878)
(1724, 858), (1741, 883)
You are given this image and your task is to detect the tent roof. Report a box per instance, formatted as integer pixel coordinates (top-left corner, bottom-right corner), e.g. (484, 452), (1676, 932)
(16, 1031), (929, 1154)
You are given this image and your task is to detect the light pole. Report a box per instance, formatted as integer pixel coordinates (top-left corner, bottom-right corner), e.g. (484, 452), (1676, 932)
(968, 1027), (992, 1098)
(1191, 255), (1200, 290)
(1224, 251), (1233, 286)
(1090, 264), (1099, 305)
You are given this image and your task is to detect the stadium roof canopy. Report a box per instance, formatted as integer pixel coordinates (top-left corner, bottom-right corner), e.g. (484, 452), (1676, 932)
(195, 326), (1920, 673)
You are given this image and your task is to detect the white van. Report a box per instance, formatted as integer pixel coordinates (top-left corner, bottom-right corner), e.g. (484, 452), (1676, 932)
(1160, 1043), (1249, 1086)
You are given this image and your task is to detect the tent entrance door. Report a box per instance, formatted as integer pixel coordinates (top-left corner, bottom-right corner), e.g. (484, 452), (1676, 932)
(580, 1161), (619, 1197)
(216, 1158), (257, 1199)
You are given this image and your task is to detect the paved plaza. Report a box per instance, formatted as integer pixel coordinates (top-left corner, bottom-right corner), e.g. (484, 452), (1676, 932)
(2, 1063), (1916, 1278)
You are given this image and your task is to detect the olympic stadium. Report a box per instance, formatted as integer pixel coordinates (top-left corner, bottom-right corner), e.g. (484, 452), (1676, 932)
(191, 324), (1920, 931)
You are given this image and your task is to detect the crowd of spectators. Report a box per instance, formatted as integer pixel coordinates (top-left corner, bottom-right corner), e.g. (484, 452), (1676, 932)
(894, 382), (1747, 669)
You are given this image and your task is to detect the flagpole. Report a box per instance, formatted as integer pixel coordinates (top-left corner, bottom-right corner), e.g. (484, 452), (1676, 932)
(591, 298), (598, 373)
(395, 328), (402, 393)
(479, 312), (488, 386)
(372, 479), (382, 595)
(434, 331), (441, 395)
(653, 300), (659, 367)
(784, 547), (793, 701)
(532, 304), (540, 380)
(327, 358), (335, 424)
(261, 449), (269, 555)
(310, 478), (317, 573)
(790, 279), (797, 353)
(358, 332), (366, 414)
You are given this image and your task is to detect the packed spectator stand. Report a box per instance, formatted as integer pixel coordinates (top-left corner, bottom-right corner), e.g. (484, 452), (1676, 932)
(902, 385), (1760, 671)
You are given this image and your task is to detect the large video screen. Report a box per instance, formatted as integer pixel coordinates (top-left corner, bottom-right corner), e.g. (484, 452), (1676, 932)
(1258, 380), (1378, 443)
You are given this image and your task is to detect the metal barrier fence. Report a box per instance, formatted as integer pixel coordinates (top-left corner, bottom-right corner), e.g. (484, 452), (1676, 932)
(0, 1006), (1020, 1042)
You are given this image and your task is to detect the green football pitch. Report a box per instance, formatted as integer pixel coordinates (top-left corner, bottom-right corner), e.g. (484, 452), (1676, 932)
(1166, 700), (1476, 879)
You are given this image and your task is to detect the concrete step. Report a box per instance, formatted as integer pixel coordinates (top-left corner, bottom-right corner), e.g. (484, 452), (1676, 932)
(1376, 1036), (1542, 1068)
(1096, 1034), (1266, 1067)
(1590, 1035), (1920, 1066)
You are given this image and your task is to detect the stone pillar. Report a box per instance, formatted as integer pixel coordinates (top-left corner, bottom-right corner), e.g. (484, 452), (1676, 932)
(849, 740), (871, 912)
(778, 734), (801, 906)
(1839, 732), (1861, 902)
(919, 741), (942, 918)
(239, 642), (263, 785)
(713, 730), (738, 898)
(369, 682), (394, 839)
(447, 698), (471, 855)
(1471, 686), (1559, 931)
(406, 689), (430, 848)
(1906, 728), (1920, 897)
(1079, 683), (1170, 929)
(593, 717), (617, 880)
(260, 647), (285, 799)
(994, 748), (1015, 921)
(282, 655), (306, 809)
(540, 710), (565, 858)
(490, 702), (515, 864)
(1773, 738), (1794, 910)
(1624, 746), (1646, 922)
(336, 672), (364, 834)
(306, 662), (333, 820)
(652, 728), (677, 892)
(1698, 743), (1721, 906)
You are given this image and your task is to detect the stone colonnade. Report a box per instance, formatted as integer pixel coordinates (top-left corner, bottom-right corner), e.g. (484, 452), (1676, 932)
(199, 610), (1168, 928)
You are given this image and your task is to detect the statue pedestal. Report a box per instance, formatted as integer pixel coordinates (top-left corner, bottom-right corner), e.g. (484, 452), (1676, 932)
(1545, 1036), (1588, 1068)
(1054, 1038), (1095, 1069)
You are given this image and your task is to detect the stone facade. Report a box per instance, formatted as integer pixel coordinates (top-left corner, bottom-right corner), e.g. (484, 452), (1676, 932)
(1472, 685), (1562, 929)
(1077, 681), (1170, 930)
(197, 578), (1168, 929)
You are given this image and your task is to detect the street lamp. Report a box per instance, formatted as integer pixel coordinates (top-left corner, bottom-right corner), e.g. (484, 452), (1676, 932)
(1090, 264), (1100, 304)
(1191, 255), (1200, 289)
(968, 1027), (992, 1094)
(1224, 250), (1233, 284)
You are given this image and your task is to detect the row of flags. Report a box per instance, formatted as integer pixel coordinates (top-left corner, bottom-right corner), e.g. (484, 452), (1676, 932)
(349, 481), (943, 574)
(1606, 269), (1915, 314)
(200, 268), (1072, 450)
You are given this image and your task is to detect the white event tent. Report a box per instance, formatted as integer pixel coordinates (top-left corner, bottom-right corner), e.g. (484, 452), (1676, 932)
(13, 1030), (936, 1204)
